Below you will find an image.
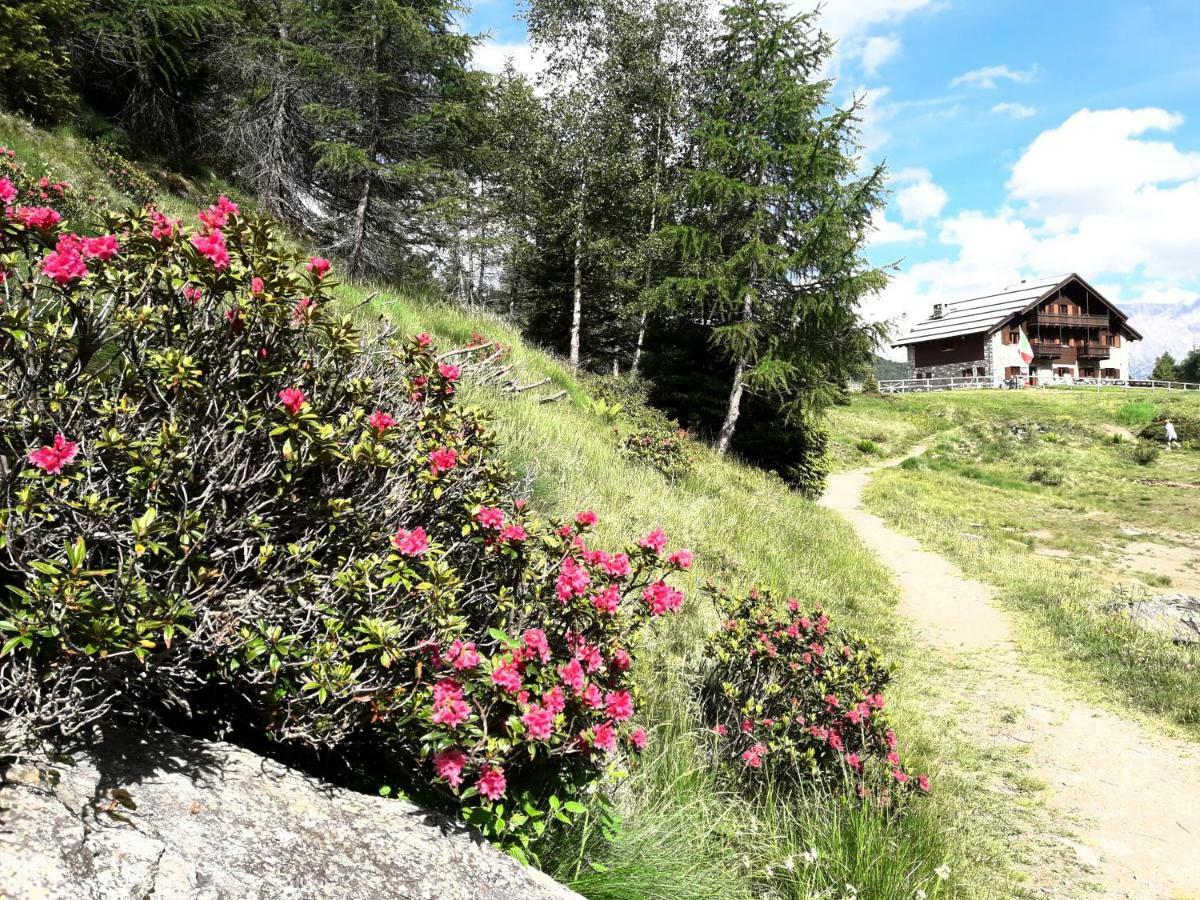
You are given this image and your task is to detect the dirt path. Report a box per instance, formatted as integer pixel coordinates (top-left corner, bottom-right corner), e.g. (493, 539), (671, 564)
(821, 450), (1200, 899)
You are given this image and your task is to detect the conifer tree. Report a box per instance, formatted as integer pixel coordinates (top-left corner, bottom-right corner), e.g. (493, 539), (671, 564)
(665, 0), (886, 454)
(1151, 352), (1178, 382)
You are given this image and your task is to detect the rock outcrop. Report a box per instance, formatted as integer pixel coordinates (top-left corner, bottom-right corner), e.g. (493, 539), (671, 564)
(1127, 593), (1200, 645)
(0, 728), (580, 900)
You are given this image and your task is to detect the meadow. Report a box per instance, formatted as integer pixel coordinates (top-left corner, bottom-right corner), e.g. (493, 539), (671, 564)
(828, 388), (1200, 737)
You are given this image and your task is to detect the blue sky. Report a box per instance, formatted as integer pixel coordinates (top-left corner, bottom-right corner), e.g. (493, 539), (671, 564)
(466, 0), (1200, 367)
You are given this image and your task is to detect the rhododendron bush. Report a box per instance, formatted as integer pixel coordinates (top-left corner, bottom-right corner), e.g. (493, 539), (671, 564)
(0, 148), (689, 852)
(699, 587), (929, 799)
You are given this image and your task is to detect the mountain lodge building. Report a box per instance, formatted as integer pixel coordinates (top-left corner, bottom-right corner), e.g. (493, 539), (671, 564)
(893, 274), (1142, 385)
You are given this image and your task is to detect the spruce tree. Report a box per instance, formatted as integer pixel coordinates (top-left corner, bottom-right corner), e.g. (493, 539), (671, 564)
(665, 0), (886, 454)
(1151, 352), (1178, 382)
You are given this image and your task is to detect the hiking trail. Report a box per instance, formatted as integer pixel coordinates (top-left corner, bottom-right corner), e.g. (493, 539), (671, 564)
(820, 449), (1200, 899)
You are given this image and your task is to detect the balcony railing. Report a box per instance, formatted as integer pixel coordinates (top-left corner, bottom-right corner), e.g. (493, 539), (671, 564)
(1031, 341), (1066, 358)
(1077, 342), (1112, 359)
(1034, 312), (1110, 328)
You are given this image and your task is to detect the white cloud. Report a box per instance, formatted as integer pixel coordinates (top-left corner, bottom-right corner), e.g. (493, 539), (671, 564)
(856, 86), (897, 152)
(818, 0), (939, 39)
(471, 40), (547, 79)
(892, 167), (949, 222)
(860, 35), (901, 76)
(870, 210), (926, 245)
(990, 102), (1037, 119)
(950, 64), (1037, 90)
(870, 106), (1200, 362)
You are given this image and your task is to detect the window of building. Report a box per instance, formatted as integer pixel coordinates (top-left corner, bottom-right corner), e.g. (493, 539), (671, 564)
(1112, 334), (1121, 347)
(960, 368), (973, 377)
(976, 366), (986, 377)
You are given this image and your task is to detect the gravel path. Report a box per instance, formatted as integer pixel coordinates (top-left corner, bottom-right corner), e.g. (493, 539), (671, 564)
(821, 450), (1200, 899)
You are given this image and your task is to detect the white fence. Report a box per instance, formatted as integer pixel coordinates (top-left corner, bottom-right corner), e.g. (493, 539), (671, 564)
(877, 376), (1200, 394)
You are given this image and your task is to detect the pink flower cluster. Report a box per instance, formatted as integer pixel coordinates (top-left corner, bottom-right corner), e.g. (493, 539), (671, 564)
(278, 387), (307, 416)
(26, 433), (79, 475)
(391, 526), (429, 557)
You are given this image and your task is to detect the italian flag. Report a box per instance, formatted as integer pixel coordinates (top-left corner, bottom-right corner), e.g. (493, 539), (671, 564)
(1017, 328), (1034, 365)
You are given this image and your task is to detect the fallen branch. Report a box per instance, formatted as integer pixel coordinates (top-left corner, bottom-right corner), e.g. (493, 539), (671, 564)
(539, 390), (568, 404)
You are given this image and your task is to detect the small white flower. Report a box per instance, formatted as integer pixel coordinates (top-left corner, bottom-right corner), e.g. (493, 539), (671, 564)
(934, 863), (951, 880)
(783, 855), (795, 872)
(914, 890), (928, 900)
(802, 848), (820, 865)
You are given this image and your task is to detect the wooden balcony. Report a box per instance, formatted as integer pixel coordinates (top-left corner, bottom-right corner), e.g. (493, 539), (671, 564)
(1077, 342), (1112, 359)
(1031, 341), (1066, 359)
(1034, 312), (1110, 328)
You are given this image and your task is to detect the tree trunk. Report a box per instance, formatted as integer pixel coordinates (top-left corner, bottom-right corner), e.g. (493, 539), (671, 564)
(347, 172), (373, 278)
(631, 307), (648, 376)
(630, 116), (664, 378)
(716, 358), (747, 455)
(262, 20), (290, 216)
(569, 220), (583, 369)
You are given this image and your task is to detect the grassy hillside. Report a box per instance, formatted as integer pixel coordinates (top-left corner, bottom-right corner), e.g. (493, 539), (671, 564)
(828, 389), (1200, 736)
(1, 112), (1037, 897)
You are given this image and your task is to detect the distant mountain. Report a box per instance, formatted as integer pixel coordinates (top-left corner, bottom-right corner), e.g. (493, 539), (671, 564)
(1124, 298), (1200, 378)
(873, 353), (912, 380)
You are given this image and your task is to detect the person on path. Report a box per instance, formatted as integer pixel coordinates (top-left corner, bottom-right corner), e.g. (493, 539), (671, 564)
(1165, 419), (1180, 450)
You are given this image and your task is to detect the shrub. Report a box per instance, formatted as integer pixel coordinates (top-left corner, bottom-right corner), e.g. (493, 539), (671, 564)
(1139, 417), (1199, 448)
(586, 375), (694, 480)
(1028, 466), (1063, 486)
(861, 371), (880, 394)
(1131, 443), (1160, 466)
(0, 156), (691, 859)
(0, 0), (79, 121)
(697, 586), (928, 799)
(87, 141), (158, 205)
(855, 439), (879, 455)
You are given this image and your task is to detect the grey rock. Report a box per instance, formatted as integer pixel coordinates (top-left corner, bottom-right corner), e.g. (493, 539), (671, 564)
(0, 729), (580, 900)
(1127, 593), (1200, 645)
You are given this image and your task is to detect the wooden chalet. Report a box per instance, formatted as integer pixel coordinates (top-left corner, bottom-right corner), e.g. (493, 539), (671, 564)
(893, 273), (1142, 385)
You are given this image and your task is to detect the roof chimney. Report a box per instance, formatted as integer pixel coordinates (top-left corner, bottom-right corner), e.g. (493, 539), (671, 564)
(931, 303), (945, 320)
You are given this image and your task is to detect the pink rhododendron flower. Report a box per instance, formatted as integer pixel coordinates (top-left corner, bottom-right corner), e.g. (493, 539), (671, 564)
(491, 658), (523, 693)
(438, 363), (460, 381)
(432, 678), (463, 704)
(522, 629), (551, 664)
(741, 742), (768, 768)
(81, 235), (119, 261)
(574, 510), (597, 527)
(916, 774), (931, 793)
(433, 748), (467, 788)
(182, 284), (203, 305)
(198, 195), (239, 231)
(892, 769), (909, 785)
(712, 724), (727, 736)
(416, 332), (433, 347)
(609, 648), (631, 672)
(885, 729), (898, 750)
(559, 658), (585, 695)
(591, 584), (620, 614)
(251, 276), (265, 294)
(642, 581), (683, 616)
(447, 640), (481, 670)
(576, 642), (603, 674)
(391, 526), (429, 557)
(26, 434), (79, 474)
(600, 552), (632, 579)
(278, 387), (307, 416)
(476, 766), (506, 800)
(0, 178), (16, 204)
(474, 506), (505, 529)
(741, 719), (754, 733)
(542, 686), (566, 715)
(191, 230), (229, 269)
(886, 751), (900, 766)
(582, 683), (604, 710)
(291, 297), (316, 324)
(41, 247), (88, 286)
(499, 523), (527, 542)
(605, 691), (634, 721)
(629, 727), (647, 750)
(367, 410), (396, 433)
(149, 210), (179, 241)
(845, 753), (862, 771)
(431, 697), (471, 728)
(592, 722), (617, 752)
(17, 206), (61, 231)
(522, 704), (555, 741)
(555, 556), (591, 602)
(428, 447), (457, 474)
(306, 256), (331, 279)
(638, 528), (668, 554)
(668, 548), (694, 569)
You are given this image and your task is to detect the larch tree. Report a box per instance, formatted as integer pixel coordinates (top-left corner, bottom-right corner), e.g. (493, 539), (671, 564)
(1150, 352), (1178, 382)
(666, 0), (887, 455)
